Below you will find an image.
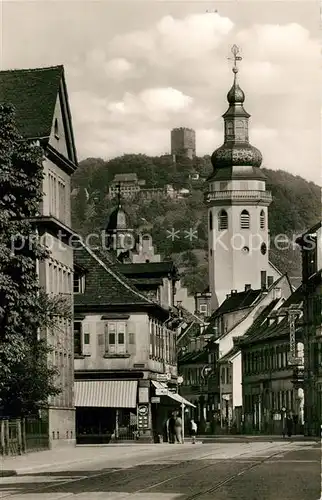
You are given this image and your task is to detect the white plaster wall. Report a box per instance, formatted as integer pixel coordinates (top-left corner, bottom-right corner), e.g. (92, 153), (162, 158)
(232, 353), (242, 408)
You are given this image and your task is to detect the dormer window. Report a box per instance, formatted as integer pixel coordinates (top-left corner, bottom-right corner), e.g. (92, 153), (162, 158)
(54, 118), (59, 139)
(73, 272), (85, 293)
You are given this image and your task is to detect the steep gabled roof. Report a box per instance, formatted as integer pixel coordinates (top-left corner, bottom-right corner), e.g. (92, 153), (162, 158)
(0, 65), (77, 163)
(0, 65), (62, 139)
(117, 261), (179, 278)
(211, 289), (262, 318)
(239, 287), (304, 346)
(74, 242), (166, 310)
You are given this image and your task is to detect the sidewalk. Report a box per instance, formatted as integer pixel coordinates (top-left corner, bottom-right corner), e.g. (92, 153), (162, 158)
(0, 442), (191, 477)
(200, 434), (320, 443)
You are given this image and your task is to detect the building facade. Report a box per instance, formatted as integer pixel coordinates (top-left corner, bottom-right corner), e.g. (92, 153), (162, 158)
(0, 65), (78, 447)
(205, 46), (275, 311)
(239, 286), (305, 435)
(109, 173), (146, 199)
(205, 276), (292, 430)
(296, 221), (322, 436)
(171, 127), (196, 160)
(73, 242), (193, 442)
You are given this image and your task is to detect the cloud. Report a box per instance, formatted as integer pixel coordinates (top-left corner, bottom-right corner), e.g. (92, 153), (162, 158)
(6, 4), (317, 183)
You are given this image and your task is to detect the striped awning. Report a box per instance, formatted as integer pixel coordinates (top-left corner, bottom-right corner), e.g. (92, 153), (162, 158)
(151, 380), (196, 408)
(74, 380), (138, 408)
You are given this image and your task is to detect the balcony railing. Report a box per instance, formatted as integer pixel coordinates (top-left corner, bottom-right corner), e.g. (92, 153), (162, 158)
(205, 190), (272, 203)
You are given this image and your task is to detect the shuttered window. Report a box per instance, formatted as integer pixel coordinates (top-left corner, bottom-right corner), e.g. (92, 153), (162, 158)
(240, 210), (250, 229)
(218, 210), (228, 231)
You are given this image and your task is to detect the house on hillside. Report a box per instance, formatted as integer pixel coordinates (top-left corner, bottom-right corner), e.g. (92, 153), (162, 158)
(109, 173), (145, 199)
(0, 65), (78, 448)
(203, 275), (293, 430)
(73, 242), (194, 443)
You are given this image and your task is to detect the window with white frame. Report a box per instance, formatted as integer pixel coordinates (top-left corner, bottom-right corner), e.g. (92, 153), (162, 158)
(73, 272), (85, 293)
(199, 304), (208, 315)
(105, 322), (126, 354)
(48, 170), (66, 222)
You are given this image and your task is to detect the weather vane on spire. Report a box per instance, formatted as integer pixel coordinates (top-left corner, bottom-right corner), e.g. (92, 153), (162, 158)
(228, 44), (242, 74)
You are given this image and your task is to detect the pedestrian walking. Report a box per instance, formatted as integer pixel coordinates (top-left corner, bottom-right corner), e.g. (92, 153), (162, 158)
(286, 414), (293, 438)
(174, 411), (183, 444)
(168, 412), (176, 444)
(189, 419), (198, 444)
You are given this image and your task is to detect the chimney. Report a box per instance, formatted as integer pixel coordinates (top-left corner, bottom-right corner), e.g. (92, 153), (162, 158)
(245, 284), (251, 291)
(226, 294), (230, 299)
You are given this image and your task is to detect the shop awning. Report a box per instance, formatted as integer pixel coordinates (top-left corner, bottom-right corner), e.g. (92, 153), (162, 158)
(74, 380), (138, 408)
(151, 381), (196, 408)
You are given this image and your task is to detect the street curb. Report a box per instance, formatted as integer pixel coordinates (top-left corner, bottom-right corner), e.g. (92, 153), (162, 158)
(0, 443), (200, 476)
(1, 470), (17, 478)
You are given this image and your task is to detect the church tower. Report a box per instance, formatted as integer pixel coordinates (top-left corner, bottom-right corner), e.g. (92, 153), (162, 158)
(206, 45), (272, 310)
(105, 184), (135, 262)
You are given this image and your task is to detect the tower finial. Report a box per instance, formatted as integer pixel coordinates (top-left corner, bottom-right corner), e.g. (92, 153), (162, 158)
(228, 44), (242, 74)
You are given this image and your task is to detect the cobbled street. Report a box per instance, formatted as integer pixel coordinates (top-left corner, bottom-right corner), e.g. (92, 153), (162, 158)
(1, 441), (320, 500)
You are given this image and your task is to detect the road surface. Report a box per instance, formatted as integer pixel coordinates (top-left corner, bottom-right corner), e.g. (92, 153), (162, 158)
(1, 440), (320, 499)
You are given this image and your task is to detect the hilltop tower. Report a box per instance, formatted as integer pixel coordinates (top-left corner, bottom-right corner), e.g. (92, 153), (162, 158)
(206, 45), (272, 310)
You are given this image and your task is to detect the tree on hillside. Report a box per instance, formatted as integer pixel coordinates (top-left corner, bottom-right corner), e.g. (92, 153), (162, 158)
(0, 104), (69, 417)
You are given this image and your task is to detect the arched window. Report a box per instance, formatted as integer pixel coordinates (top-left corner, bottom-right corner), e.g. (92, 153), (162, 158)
(235, 120), (245, 140)
(218, 210), (228, 231)
(209, 211), (213, 231)
(240, 210), (250, 229)
(226, 120), (233, 136)
(260, 210), (265, 230)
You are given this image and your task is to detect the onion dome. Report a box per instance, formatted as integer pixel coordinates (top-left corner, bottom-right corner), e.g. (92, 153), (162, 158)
(211, 45), (263, 172)
(106, 205), (128, 232)
(227, 70), (245, 105)
(211, 143), (262, 169)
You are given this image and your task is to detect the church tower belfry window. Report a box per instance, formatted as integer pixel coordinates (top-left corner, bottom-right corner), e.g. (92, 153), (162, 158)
(240, 210), (250, 229)
(218, 210), (228, 231)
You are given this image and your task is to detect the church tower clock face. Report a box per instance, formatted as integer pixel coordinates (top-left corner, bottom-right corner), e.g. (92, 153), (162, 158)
(206, 44), (271, 309)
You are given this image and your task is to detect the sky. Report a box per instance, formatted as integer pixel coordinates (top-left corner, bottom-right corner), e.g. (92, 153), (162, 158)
(1, 0), (321, 184)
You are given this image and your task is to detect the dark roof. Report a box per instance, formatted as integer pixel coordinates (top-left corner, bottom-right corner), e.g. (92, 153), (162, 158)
(117, 261), (179, 278)
(106, 205), (130, 232)
(178, 349), (208, 365)
(239, 288), (304, 347)
(131, 278), (163, 286)
(0, 65), (63, 139)
(174, 305), (204, 325)
(213, 289), (262, 317)
(73, 243), (162, 309)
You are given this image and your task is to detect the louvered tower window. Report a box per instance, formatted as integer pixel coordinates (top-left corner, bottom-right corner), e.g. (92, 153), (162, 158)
(218, 210), (228, 231)
(260, 210), (265, 230)
(240, 210), (250, 229)
(209, 211), (213, 231)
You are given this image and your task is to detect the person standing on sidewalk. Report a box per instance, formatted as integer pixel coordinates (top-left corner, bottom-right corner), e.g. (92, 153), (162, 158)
(189, 419), (198, 444)
(168, 412), (176, 443)
(174, 411), (183, 444)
